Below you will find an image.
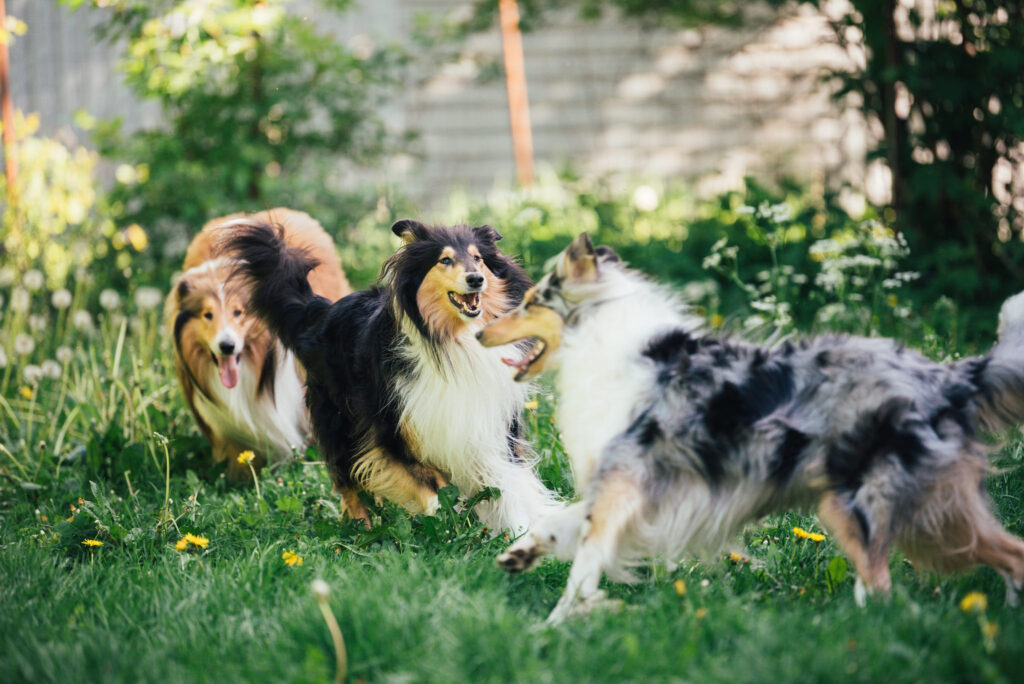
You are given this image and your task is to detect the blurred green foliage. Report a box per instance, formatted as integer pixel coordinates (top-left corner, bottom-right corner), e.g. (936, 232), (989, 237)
(64, 0), (409, 278)
(465, 0), (1024, 332)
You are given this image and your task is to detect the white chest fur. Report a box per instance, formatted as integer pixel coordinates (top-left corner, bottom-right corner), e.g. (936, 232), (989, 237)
(395, 323), (558, 534)
(555, 281), (700, 490)
(396, 327), (527, 488)
(195, 346), (309, 459)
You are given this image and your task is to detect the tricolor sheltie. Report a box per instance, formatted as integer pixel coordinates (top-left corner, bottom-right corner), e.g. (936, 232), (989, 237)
(223, 219), (559, 533)
(479, 233), (1024, 622)
(167, 208), (351, 480)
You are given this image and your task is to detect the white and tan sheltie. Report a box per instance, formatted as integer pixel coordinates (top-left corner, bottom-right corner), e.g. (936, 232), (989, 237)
(480, 233), (1024, 623)
(166, 208), (351, 480)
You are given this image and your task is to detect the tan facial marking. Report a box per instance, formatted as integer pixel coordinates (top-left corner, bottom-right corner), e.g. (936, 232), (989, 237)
(478, 288), (564, 381)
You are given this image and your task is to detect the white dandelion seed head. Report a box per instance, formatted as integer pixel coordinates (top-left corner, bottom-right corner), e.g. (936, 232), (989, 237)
(0, 266), (15, 287)
(22, 364), (42, 385)
(10, 287), (30, 313)
(56, 346), (73, 364)
(13, 333), (35, 355)
(51, 288), (73, 309)
(23, 269), (44, 292)
(99, 289), (121, 311)
(631, 185), (659, 212)
(41, 360), (61, 379)
(28, 314), (47, 332)
(311, 578), (330, 599)
(72, 310), (93, 332)
(134, 286), (163, 311)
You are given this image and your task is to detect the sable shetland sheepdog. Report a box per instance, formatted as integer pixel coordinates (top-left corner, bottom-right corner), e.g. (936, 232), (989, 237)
(222, 218), (559, 533)
(167, 208), (351, 480)
(480, 233), (1024, 623)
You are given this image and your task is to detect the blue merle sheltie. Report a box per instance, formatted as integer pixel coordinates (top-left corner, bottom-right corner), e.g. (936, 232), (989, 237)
(479, 232), (1024, 622)
(222, 218), (559, 534)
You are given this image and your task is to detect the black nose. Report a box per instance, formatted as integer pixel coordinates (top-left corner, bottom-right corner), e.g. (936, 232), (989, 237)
(475, 330), (484, 340)
(219, 340), (236, 355)
(466, 273), (484, 289)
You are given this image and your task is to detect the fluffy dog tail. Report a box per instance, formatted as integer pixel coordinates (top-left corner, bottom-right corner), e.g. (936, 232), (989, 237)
(220, 220), (327, 362)
(969, 290), (1024, 433)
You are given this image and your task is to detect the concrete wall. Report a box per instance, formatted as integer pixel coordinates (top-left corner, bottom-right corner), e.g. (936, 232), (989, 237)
(7, 0), (869, 202)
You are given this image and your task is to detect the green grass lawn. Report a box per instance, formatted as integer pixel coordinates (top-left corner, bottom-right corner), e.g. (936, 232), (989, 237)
(4, 377), (1024, 682)
(2, 305), (1024, 683)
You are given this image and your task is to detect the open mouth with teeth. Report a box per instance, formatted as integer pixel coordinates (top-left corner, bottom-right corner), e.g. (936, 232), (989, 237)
(502, 338), (547, 381)
(210, 352), (242, 389)
(449, 291), (482, 317)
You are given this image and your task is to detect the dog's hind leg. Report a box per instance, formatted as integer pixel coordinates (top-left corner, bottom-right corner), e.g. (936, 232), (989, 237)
(497, 501), (589, 573)
(818, 491), (893, 607)
(546, 470), (643, 624)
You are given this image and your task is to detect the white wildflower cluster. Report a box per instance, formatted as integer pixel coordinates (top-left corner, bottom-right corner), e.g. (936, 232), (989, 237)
(738, 201), (793, 224)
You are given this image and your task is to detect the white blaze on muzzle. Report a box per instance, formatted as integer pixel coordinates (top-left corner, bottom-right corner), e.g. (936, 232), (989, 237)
(211, 329), (244, 389)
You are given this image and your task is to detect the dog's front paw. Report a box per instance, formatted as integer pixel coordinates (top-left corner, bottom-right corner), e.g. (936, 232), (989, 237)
(546, 589), (622, 624)
(497, 535), (544, 574)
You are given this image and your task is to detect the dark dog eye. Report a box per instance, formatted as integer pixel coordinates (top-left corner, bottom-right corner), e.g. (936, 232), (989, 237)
(474, 255), (482, 262)
(233, 310), (242, 317)
(204, 312), (213, 321)
(439, 257), (453, 266)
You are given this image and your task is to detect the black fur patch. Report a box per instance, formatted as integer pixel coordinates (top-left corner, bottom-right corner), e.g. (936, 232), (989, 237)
(769, 427), (809, 484)
(704, 360), (795, 438)
(852, 505), (871, 543)
(628, 412), (663, 447)
(644, 329), (693, 385)
(693, 441), (726, 484)
(258, 346), (276, 399)
(826, 398), (927, 492)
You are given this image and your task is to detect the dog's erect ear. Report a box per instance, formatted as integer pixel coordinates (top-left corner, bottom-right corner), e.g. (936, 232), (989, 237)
(594, 245), (621, 264)
(472, 224), (503, 244)
(391, 219), (428, 245)
(177, 279), (190, 300)
(559, 232), (599, 282)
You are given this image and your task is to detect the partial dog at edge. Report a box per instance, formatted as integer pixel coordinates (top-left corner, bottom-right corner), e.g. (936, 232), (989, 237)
(167, 208), (351, 480)
(222, 218), (559, 534)
(479, 232), (1024, 623)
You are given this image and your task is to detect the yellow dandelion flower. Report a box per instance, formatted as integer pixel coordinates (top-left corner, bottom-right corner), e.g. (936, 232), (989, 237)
(125, 223), (149, 252)
(40, 515), (47, 522)
(524, 399), (539, 411)
(78, 498), (84, 504)
(710, 313), (724, 329)
(673, 579), (687, 596)
(282, 549), (303, 566)
(728, 552), (748, 564)
(695, 607), (708, 619)
(886, 294), (899, 308)
(184, 533), (209, 548)
(175, 538), (189, 551)
(65, 515), (74, 522)
(237, 450), (255, 465)
(960, 591), (988, 614)
(793, 526), (826, 542)
(82, 539), (103, 547)
(983, 621), (999, 639)
(19, 386), (33, 400)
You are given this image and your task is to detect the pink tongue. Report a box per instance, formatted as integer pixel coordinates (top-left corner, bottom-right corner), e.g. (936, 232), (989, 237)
(219, 355), (239, 389)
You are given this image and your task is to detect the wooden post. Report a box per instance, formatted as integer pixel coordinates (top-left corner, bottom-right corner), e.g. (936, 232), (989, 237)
(0, 0), (18, 199)
(498, 0), (534, 187)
